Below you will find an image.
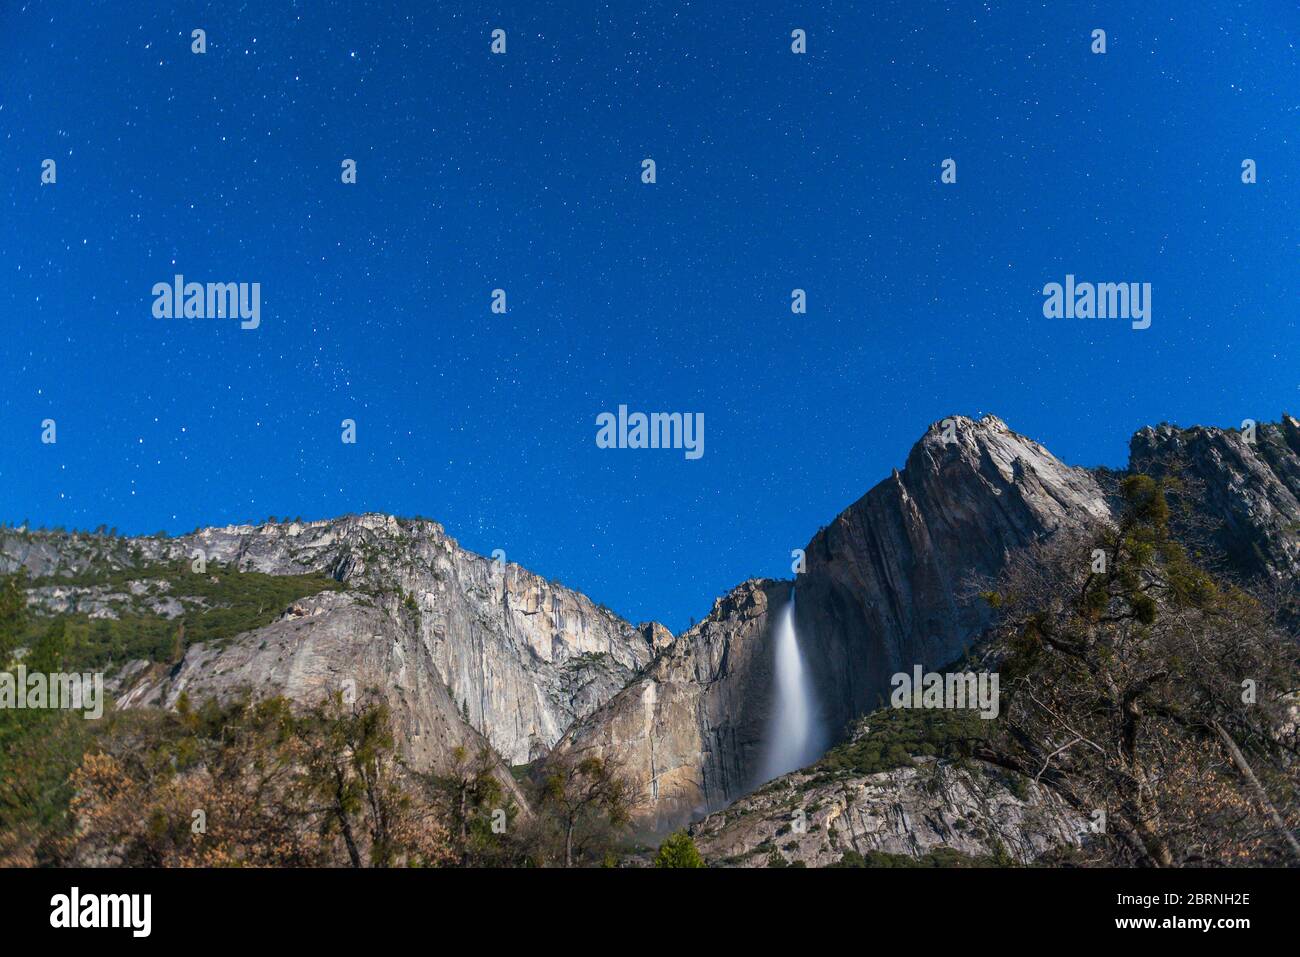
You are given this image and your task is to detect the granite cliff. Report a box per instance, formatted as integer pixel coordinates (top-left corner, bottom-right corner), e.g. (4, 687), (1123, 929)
(1, 514), (662, 768)
(795, 415), (1112, 740)
(1129, 414), (1300, 583)
(552, 415), (1113, 829)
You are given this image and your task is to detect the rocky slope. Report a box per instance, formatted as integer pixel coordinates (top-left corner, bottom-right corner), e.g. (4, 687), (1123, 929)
(692, 757), (1087, 867)
(2, 514), (661, 766)
(115, 588), (531, 804)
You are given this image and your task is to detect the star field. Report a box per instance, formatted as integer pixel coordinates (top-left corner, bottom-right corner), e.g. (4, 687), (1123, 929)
(1, 1), (1296, 630)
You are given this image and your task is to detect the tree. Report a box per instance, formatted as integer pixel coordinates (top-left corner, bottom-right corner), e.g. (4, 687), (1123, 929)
(0, 572), (26, 667)
(290, 693), (429, 867)
(653, 830), (704, 868)
(169, 621), (186, 665)
(57, 694), (452, 868)
(539, 753), (632, 867)
(978, 475), (1300, 866)
(56, 697), (314, 867)
(27, 618), (67, 674)
(423, 744), (515, 865)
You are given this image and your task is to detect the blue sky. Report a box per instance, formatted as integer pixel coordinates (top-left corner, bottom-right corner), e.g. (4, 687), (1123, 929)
(2, 1), (1296, 630)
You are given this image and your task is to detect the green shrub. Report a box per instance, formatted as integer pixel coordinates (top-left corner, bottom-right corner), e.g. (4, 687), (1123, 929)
(653, 830), (704, 868)
(815, 706), (987, 777)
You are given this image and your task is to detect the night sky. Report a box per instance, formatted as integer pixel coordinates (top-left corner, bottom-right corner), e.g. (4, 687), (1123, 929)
(2, 2), (1296, 631)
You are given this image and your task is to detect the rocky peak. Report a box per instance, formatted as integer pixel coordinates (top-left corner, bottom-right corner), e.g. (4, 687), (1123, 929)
(904, 414), (1110, 523)
(637, 621), (675, 652)
(1128, 414), (1300, 581)
(555, 417), (1120, 832)
(797, 414), (1111, 747)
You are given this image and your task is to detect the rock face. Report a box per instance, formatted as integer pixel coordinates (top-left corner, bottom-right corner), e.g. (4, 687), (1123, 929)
(553, 579), (788, 831)
(556, 415), (1114, 832)
(118, 590), (513, 782)
(692, 758), (1087, 867)
(2, 514), (660, 765)
(1129, 414), (1300, 582)
(796, 415), (1112, 743)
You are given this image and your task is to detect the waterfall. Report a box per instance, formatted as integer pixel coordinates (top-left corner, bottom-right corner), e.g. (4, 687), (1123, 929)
(758, 590), (825, 783)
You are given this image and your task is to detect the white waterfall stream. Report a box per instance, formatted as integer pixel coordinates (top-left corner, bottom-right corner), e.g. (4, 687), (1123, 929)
(758, 591), (826, 783)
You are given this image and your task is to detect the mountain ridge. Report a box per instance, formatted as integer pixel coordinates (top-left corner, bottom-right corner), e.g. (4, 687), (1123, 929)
(4, 411), (1297, 856)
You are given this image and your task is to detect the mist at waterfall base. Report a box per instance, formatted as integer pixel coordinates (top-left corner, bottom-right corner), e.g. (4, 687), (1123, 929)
(758, 593), (829, 784)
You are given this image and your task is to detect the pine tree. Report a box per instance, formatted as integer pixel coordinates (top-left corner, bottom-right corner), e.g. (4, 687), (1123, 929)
(0, 572), (27, 667)
(653, 830), (704, 868)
